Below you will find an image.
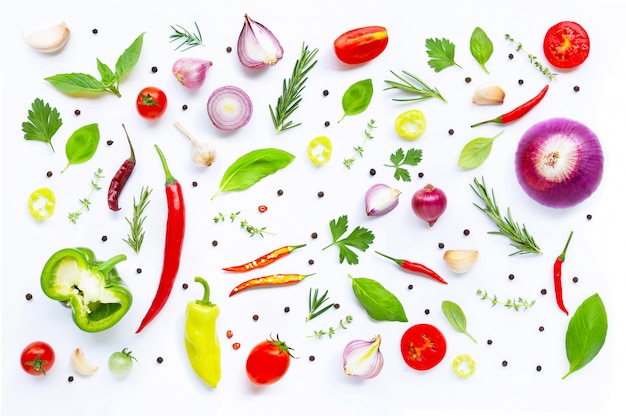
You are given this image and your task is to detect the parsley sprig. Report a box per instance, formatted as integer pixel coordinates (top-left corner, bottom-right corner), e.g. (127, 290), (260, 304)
(322, 215), (375, 265)
(68, 169), (104, 224)
(425, 38), (462, 72)
(344, 119), (376, 169)
(123, 186), (152, 254)
(385, 148), (423, 182)
(306, 288), (334, 321)
(169, 22), (204, 51)
(21, 98), (63, 152)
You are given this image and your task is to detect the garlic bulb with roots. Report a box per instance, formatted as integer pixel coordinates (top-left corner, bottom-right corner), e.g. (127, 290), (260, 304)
(174, 121), (216, 167)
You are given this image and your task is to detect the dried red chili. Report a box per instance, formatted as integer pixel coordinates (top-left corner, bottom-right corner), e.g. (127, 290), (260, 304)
(229, 273), (314, 297)
(136, 145), (186, 333)
(107, 124), (136, 211)
(554, 231), (573, 315)
(375, 251), (448, 284)
(471, 85), (549, 127)
(222, 244), (306, 272)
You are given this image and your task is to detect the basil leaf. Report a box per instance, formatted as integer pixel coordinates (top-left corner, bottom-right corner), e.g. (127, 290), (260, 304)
(339, 79), (373, 122)
(563, 293), (608, 379)
(442, 300), (477, 343)
(458, 131), (503, 169)
(62, 123), (100, 173)
(96, 58), (116, 87)
(44, 73), (107, 95)
(470, 27), (493, 73)
(350, 275), (407, 322)
(212, 148), (295, 199)
(115, 32), (145, 80)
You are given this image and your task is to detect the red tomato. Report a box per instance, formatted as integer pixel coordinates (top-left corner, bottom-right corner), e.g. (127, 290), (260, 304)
(543, 21), (590, 69)
(245, 335), (292, 385)
(334, 26), (389, 65)
(136, 86), (168, 119)
(400, 323), (446, 371)
(20, 341), (55, 376)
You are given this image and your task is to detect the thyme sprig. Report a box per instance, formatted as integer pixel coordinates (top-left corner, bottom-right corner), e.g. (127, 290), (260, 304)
(123, 186), (152, 254)
(476, 289), (536, 311)
(68, 168), (104, 224)
(383, 70), (447, 102)
(169, 22), (204, 51)
(270, 43), (318, 133)
(470, 177), (541, 255)
(307, 315), (353, 339)
(306, 288), (334, 321)
(344, 119), (376, 169)
(504, 34), (557, 81)
(213, 211), (275, 237)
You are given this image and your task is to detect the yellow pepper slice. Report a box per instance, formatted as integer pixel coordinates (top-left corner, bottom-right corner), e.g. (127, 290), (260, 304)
(452, 354), (476, 378)
(395, 109), (426, 140)
(307, 136), (332, 165)
(28, 187), (56, 220)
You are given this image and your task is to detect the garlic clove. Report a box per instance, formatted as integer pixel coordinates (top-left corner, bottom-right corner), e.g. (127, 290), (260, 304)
(71, 347), (99, 375)
(23, 22), (70, 53)
(443, 250), (479, 274)
(472, 83), (505, 105)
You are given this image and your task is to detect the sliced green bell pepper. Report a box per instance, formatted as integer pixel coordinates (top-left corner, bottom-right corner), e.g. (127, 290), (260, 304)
(40, 247), (132, 332)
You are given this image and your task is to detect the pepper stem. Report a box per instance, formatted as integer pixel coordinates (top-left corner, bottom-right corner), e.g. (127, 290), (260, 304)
(374, 251), (404, 266)
(557, 231), (574, 262)
(121, 124), (136, 163)
(470, 116), (503, 128)
(154, 145), (178, 186)
(194, 276), (214, 307)
(96, 254), (127, 276)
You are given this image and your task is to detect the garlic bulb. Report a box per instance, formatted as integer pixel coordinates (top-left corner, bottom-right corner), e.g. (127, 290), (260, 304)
(443, 250), (479, 274)
(174, 121), (216, 166)
(70, 348), (99, 375)
(23, 22), (70, 53)
(343, 335), (384, 379)
(472, 83), (505, 105)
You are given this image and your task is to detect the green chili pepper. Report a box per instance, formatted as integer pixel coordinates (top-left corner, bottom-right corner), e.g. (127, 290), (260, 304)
(40, 247), (132, 332)
(28, 187), (56, 220)
(185, 276), (221, 388)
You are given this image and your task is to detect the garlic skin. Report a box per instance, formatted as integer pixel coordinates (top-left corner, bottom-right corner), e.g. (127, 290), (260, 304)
(365, 184), (401, 217)
(472, 83), (505, 105)
(443, 250), (479, 274)
(71, 348), (99, 376)
(23, 22), (70, 53)
(343, 335), (384, 379)
(172, 58), (212, 89)
(237, 14), (284, 69)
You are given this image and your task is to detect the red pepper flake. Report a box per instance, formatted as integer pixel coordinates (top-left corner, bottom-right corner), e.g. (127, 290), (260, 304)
(232, 342), (241, 350)
(258, 205), (268, 213)
(226, 330), (233, 339)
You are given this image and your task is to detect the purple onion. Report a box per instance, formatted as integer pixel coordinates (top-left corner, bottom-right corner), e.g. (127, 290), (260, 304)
(365, 184), (401, 216)
(515, 118), (604, 208)
(411, 184), (447, 226)
(206, 86), (253, 130)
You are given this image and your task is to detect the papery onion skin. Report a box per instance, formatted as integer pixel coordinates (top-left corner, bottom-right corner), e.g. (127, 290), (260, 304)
(411, 184), (447, 226)
(172, 58), (212, 89)
(365, 184), (401, 216)
(515, 118), (603, 208)
(237, 14), (284, 69)
(343, 335), (384, 379)
(206, 86), (253, 130)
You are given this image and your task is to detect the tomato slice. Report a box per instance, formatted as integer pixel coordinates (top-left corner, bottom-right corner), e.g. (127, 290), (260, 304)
(307, 136), (332, 165)
(400, 323), (446, 371)
(543, 21), (590, 69)
(334, 26), (389, 65)
(395, 109), (426, 140)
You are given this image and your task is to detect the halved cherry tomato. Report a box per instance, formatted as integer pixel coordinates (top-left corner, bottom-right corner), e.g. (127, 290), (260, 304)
(136, 86), (168, 119)
(395, 110), (426, 140)
(307, 136), (332, 165)
(400, 323), (446, 371)
(334, 26), (389, 65)
(20, 341), (55, 376)
(245, 335), (293, 385)
(543, 21), (590, 69)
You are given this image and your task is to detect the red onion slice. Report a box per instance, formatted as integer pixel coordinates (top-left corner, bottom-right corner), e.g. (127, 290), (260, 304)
(206, 86), (253, 131)
(515, 118), (603, 208)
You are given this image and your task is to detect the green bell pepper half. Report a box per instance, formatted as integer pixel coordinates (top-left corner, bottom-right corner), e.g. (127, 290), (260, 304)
(40, 247), (132, 332)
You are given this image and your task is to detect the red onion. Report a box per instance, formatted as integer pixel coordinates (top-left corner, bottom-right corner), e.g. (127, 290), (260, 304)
(206, 86), (253, 130)
(515, 118), (604, 208)
(411, 184), (447, 226)
(365, 184), (401, 216)
(237, 14), (284, 69)
(172, 57), (212, 89)
(343, 335), (384, 379)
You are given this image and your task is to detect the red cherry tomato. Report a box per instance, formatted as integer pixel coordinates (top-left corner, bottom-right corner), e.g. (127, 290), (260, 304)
(245, 335), (292, 385)
(543, 21), (590, 69)
(400, 323), (446, 371)
(20, 341), (55, 376)
(136, 86), (168, 119)
(334, 26), (389, 65)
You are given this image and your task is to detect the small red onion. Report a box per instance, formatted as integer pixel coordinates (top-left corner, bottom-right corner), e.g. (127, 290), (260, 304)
(237, 14), (284, 69)
(365, 184), (401, 216)
(343, 335), (383, 379)
(172, 57), (212, 89)
(206, 86), (253, 130)
(411, 184), (447, 226)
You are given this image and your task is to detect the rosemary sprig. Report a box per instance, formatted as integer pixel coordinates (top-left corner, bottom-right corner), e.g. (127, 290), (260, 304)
(470, 177), (541, 255)
(307, 315), (353, 339)
(270, 43), (319, 133)
(504, 34), (557, 81)
(383, 70), (447, 102)
(169, 22), (204, 51)
(68, 168), (104, 224)
(476, 289), (536, 311)
(306, 288), (334, 321)
(123, 186), (152, 254)
(213, 211), (275, 237)
(344, 119), (376, 169)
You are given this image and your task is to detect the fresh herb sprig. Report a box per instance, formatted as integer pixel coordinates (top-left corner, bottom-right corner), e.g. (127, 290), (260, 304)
(68, 169), (104, 224)
(504, 34), (557, 81)
(123, 186), (152, 254)
(270, 43), (318, 133)
(21, 98), (63, 152)
(385, 148), (423, 182)
(307, 315), (353, 339)
(344, 119), (376, 169)
(383, 70), (446, 102)
(476, 289), (536, 311)
(306, 288), (334, 321)
(322, 215), (375, 265)
(169, 22), (204, 51)
(470, 177), (542, 255)
(425, 37), (462, 72)
(213, 211), (275, 237)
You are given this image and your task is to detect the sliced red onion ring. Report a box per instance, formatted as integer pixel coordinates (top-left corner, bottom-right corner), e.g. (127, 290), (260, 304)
(206, 86), (253, 131)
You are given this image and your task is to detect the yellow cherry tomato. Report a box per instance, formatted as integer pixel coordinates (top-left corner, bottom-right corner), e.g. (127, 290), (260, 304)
(452, 354), (476, 378)
(28, 187), (56, 220)
(307, 136), (332, 165)
(395, 109), (426, 140)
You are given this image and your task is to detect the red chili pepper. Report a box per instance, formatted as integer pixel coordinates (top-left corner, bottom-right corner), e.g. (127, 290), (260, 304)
(107, 124), (136, 211)
(554, 231), (573, 315)
(229, 273), (314, 297)
(222, 244), (307, 272)
(375, 251), (448, 284)
(471, 85), (549, 127)
(136, 145), (186, 333)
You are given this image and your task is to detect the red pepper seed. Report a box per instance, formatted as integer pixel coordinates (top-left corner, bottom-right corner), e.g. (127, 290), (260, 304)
(232, 342), (241, 350)
(226, 330), (233, 339)
(258, 205), (268, 213)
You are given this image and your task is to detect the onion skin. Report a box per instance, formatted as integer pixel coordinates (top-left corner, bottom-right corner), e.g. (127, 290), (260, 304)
(343, 335), (384, 379)
(206, 86), (253, 130)
(411, 184), (447, 226)
(515, 118), (603, 208)
(365, 184), (401, 216)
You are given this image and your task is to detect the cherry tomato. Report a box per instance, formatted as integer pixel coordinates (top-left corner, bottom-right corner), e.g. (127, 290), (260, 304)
(334, 26), (389, 65)
(395, 109), (426, 140)
(543, 21), (590, 69)
(245, 335), (293, 385)
(20, 341), (55, 376)
(136, 86), (168, 119)
(307, 136), (332, 165)
(400, 323), (446, 371)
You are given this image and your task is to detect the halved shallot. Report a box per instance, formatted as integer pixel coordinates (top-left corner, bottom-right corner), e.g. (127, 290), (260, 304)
(206, 86), (253, 130)
(237, 14), (283, 69)
(343, 335), (384, 379)
(365, 183), (401, 216)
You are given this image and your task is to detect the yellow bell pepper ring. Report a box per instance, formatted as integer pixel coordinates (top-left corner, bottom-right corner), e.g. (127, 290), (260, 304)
(307, 136), (332, 165)
(28, 187), (56, 220)
(452, 354), (476, 378)
(395, 109), (426, 140)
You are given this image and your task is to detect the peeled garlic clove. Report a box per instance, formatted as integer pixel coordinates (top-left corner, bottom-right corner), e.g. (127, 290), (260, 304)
(343, 335), (384, 379)
(71, 347), (99, 375)
(472, 83), (505, 105)
(443, 250), (479, 274)
(23, 22), (70, 53)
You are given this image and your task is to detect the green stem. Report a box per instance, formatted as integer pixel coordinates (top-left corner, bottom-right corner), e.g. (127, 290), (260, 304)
(558, 231), (574, 262)
(154, 145), (177, 185)
(194, 276), (214, 307)
(374, 251), (403, 266)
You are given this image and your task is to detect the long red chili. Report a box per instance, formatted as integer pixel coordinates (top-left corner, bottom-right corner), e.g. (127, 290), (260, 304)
(375, 251), (447, 284)
(554, 231), (573, 315)
(136, 145), (186, 333)
(229, 273), (314, 297)
(223, 244), (307, 272)
(471, 84), (549, 127)
(107, 124), (136, 211)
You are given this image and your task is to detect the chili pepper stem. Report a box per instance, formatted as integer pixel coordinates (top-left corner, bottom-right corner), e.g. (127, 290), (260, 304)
(374, 251), (403, 266)
(194, 276), (214, 307)
(471, 116), (502, 127)
(121, 124), (136, 163)
(154, 145), (177, 186)
(96, 254), (127, 276)
(558, 231), (574, 261)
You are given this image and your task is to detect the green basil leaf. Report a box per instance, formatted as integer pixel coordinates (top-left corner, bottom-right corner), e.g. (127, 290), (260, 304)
(563, 293), (608, 379)
(115, 32), (145, 80)
(44, 73), (107, 95)
(96, 58), (115, 87)
(212, 148), (295, 199)
(442, 300), (477, 343)
(339, 79), (373, 122)
(458, 131), (503, 169)
(470, 27), (493, 74)
(350, 276), (407, 322)
(62, 123), (100, 172)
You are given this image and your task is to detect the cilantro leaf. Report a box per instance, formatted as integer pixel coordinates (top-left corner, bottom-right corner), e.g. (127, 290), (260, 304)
(323, 215), (375, 265)
(403, 148), (423, 166)
(385, 148), (423, 182)
(389, 148), (405, 166)
(425, 38), (462, 72)
(21, 98), (63, 152)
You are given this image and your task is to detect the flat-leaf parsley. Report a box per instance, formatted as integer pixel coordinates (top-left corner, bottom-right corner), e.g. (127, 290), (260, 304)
(425, 37), (462, 72)
(385, 148), (423, 182)
(322, 215), (374, 265)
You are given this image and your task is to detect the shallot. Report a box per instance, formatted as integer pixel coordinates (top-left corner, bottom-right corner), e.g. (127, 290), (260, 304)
(172, 57), (212, 89)
(206, 86), (253, 130)
(411, 184), (447, 226)
(365, 184), (401, 216)
(237, 14), (284, 69)
(343, 335), (384, 379)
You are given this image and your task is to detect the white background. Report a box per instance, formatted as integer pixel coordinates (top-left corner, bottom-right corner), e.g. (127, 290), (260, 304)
(2, 0), (625, 415)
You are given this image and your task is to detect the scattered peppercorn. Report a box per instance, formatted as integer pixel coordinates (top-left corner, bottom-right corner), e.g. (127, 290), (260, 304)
(418, 172), (424, 178)
(46, 171), (53, 178)
(74, 109), (81, 116)
(424, 309), (430, 315)
(311, 232), (318, 239)
(518, 79), (524, 85)
(309, 355), (315, 361)
(68, 375), (74, 382)
(252, 314), (259, 321)
(226, 46), (232, 53)
(539, 326), (545, 332)
(182, 283), (188, 289)
(487, 339), (493, 345)
(408, 284), (413, 290)
(308, 259), (314, 265)
(232, 342), (241, 350)
(182, 104), (188, 111)
(508, 53), (514, 59)
(502, 360), (508, 367)
(25, 293), (33, 301)
(573, 276), (579, 283)
(438, 242), (445, 249)
(541, 288), (547, 295)
(101, 235), (108, 242)
(324, 121), (330, 127)
(465, 77), (472, 83)
(258, 205), (268, 213)
(536, 365), (542, 372)
(508, 273), (514, 280)
(212, 240), (218, 247)
(333, 303), (340, 309)
(92, 28), (98, 34)
(151, 66), (158, 73)
(284, 306), (290, 313)
(448, 129), (455, 135)
(317, 191), (324, 198)
(136, 268), (142, 274)
(322, 90), (329, 96)
(156, 356), (164, 364)
(277, 189), (284, 196)
(192, 181), (198, 187)
(106, 139), (114, 146)
(573, 85), (580, 92)
(463, 229), (470, 236)
(369, 168), (376, 176)
(226, 330), (233, 339)
(586, 214), (592, 220)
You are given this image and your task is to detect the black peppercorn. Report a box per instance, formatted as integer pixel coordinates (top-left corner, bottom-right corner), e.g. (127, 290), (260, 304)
(106, 140), (114, 146)
(573, 276), (579, 283)
(151, 66), (158, 73)
(323, 90), (329, 96)
(284, 306), (290, 313)
(586, 214), (592, 220)
(192, 181), (198, 187)
(182, 283), (188, 289)
(418, 172), (424, 178)
(101, 235), (108, 242)
(277, 189), (284, 196)
(438, 242), (445, 249)
(487, 339), (493, 345)
(25, 293), (33, 301)
(311, 232), (318, 239)
(46, 171), (53, 177)
(424, 309), (430, 315)
(136, 268), (142, 274)
(212, 240), (218, 246)
(317, 191), (324, 198)
(324, 121), (330, 127)
(182, 104), (188, 111)
(541, 288), (547, 295)
(74, 109), (81, 116)
(252, 314), (259, 321)
(308, 259), (314, 265)
(92, 28), (98, 34)
(508, 53), (514, 59)
(68, 375), (74, 382)
(333, 303), (340, 309)
(518, 79), (524, 85)
(157, 356), (164, 363)
(448, 129), (454, 135)
(369, 168), (376, 176)
(508, 273), (515, 280)
(536, 365), (542, 372)
(502, 360), (508, 367)
(539, 326), (545, 332)
(465, 77), (472, 83)
(226, 46), (232, 53)
(309, 355), (315, 361)
(573, 85), (580, 92)
(408, 284), (413, 290)
(463, 229), (470, 236)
